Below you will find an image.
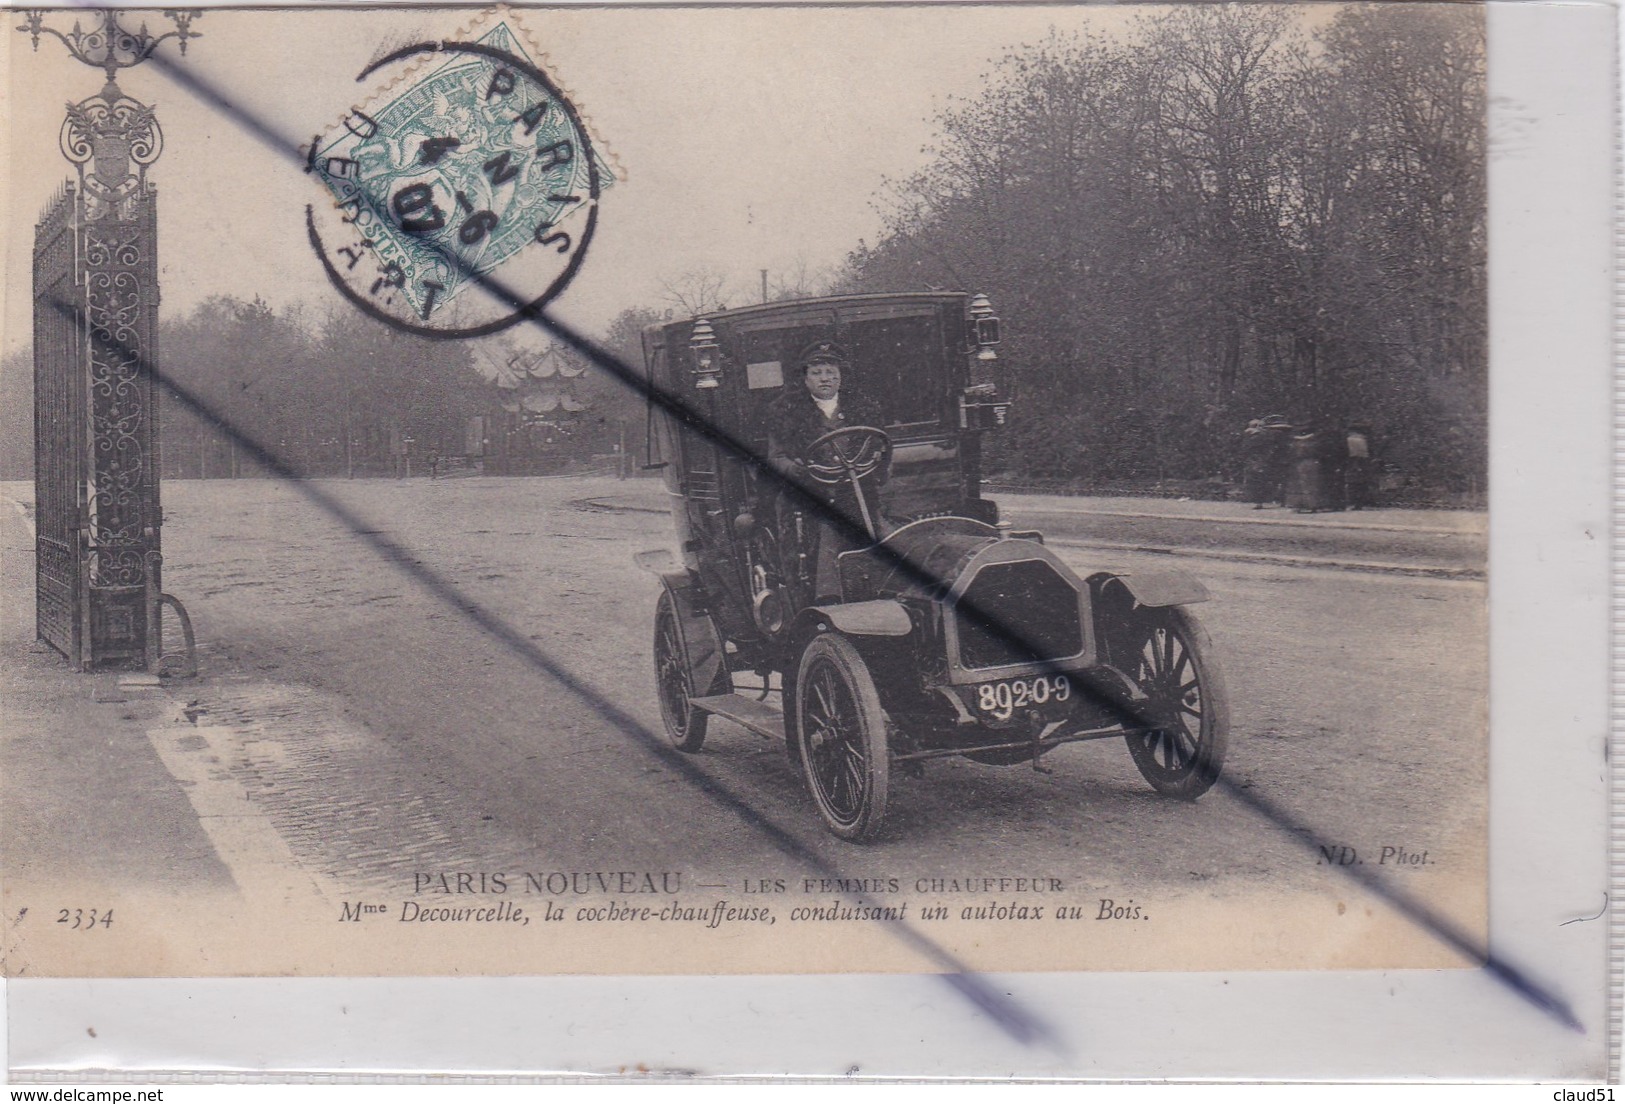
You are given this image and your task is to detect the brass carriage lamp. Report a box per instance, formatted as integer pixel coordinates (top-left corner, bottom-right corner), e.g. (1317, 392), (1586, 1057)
(968, 293), (1001, 360)
(961, 293), (1011, 432)
(688, 318), (721, 389)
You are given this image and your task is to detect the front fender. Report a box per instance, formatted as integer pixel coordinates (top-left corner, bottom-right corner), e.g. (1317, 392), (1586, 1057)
(1089, 569), (1210, 608)
(795, 599), (914, 638)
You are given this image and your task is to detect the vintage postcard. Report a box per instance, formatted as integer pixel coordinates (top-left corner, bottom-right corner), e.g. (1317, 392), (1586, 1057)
(0, 0), (1612, 1077)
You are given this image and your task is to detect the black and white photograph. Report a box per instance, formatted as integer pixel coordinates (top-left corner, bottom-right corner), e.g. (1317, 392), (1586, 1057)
(0, 0), (1613, 1080)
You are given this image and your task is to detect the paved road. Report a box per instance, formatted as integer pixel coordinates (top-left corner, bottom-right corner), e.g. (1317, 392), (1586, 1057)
(1, 476), (1486, 973)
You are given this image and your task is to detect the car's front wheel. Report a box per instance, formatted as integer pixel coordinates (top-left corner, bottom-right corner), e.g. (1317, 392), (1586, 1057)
(794, 634), (890, 841)
(1120, 606), (1230, 800)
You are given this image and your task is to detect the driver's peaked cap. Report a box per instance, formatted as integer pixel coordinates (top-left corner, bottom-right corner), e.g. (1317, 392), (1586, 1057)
(797, 340), (849, 372)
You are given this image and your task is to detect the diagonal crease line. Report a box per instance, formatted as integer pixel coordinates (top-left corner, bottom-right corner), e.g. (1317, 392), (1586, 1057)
(35, 12), (1575, 1038)
(1228, 784), (1580, 1031)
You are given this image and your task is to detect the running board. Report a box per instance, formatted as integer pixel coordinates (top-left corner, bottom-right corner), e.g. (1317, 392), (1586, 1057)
(691, 693), (786, 741)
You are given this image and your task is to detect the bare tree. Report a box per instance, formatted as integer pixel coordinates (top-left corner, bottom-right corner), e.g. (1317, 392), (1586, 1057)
(657, 267), (734, 317)
(766, 255), (837, 302)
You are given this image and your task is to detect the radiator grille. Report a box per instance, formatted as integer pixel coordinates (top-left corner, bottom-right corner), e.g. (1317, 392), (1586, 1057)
(955, 560), (1083, 669)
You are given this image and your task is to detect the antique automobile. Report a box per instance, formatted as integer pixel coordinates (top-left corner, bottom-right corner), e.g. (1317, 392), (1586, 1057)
(636, 291), (1228, 840)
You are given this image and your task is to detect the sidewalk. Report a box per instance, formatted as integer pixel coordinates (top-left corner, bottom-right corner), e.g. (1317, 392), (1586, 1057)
(0, 495), (234, 906)
(988, 489), (1484, 537)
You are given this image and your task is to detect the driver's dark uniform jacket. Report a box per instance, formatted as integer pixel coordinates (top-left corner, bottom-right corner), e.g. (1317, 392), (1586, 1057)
(765, 386), (887, 601)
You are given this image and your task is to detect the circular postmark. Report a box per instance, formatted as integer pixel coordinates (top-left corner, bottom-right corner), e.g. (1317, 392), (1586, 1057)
(307, 26), (606, 338)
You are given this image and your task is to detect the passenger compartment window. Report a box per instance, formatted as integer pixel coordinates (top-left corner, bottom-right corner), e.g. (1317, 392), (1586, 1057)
(736, 321), (834, 442)
(842, 314), (944, 429)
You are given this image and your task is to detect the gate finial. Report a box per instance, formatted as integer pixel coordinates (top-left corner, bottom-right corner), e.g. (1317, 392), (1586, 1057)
(17, 9), (202, 87)
(19, 9), (196, 218)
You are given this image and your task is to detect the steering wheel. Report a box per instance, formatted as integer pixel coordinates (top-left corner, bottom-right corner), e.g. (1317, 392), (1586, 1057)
(802, 426), (892, 486)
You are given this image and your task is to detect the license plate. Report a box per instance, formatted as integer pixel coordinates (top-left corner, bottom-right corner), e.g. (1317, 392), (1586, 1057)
(974, 674), (1072, 721)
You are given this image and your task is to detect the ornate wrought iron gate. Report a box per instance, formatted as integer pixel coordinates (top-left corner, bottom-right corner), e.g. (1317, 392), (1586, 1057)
(32, 186), (85, 662)
(24, 10), (200, 674)
(33, 184), (166, 670)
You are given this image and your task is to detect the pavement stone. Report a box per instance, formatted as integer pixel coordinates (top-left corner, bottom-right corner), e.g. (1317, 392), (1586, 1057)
(0, 495), (233, 899)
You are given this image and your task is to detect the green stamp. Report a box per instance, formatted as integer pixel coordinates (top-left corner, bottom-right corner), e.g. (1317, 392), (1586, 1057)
(308, 20), (613, 337)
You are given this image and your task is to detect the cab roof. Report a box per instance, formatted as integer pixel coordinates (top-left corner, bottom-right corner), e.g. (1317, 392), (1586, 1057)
(648, 291), (970, 336)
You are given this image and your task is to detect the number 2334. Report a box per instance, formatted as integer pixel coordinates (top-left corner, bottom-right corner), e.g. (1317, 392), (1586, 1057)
(57, 908), (113, 930)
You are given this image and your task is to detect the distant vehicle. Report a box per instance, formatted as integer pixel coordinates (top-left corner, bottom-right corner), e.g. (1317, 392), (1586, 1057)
(636, 292), (1228, 840)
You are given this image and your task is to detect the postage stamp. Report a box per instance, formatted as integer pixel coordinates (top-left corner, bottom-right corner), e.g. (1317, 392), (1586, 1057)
(308, 14), (613, 336)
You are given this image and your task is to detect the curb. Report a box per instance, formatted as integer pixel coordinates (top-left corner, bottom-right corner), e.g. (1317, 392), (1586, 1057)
(575, 494), (1483, 539)
(575, 496), (667, 516)
(1043, 538), (1484, 582)
(577, 497), (1483, 581)
(1003, 502), (1483, 539)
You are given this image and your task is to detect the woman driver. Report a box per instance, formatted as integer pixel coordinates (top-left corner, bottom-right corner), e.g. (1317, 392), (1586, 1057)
(765, 341), (887, 601)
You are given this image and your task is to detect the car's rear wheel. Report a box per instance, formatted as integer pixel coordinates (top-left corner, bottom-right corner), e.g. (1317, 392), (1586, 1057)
(794, 634), (890, 840)
(1121, 606), (1229, 799)
(654, 588), (715, 753)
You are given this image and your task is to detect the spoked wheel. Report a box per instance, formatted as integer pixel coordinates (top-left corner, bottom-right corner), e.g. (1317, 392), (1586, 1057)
(653, 588), (718, 753)
(794, 634), (890, 841)
(1121, 607), (1230, 800)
